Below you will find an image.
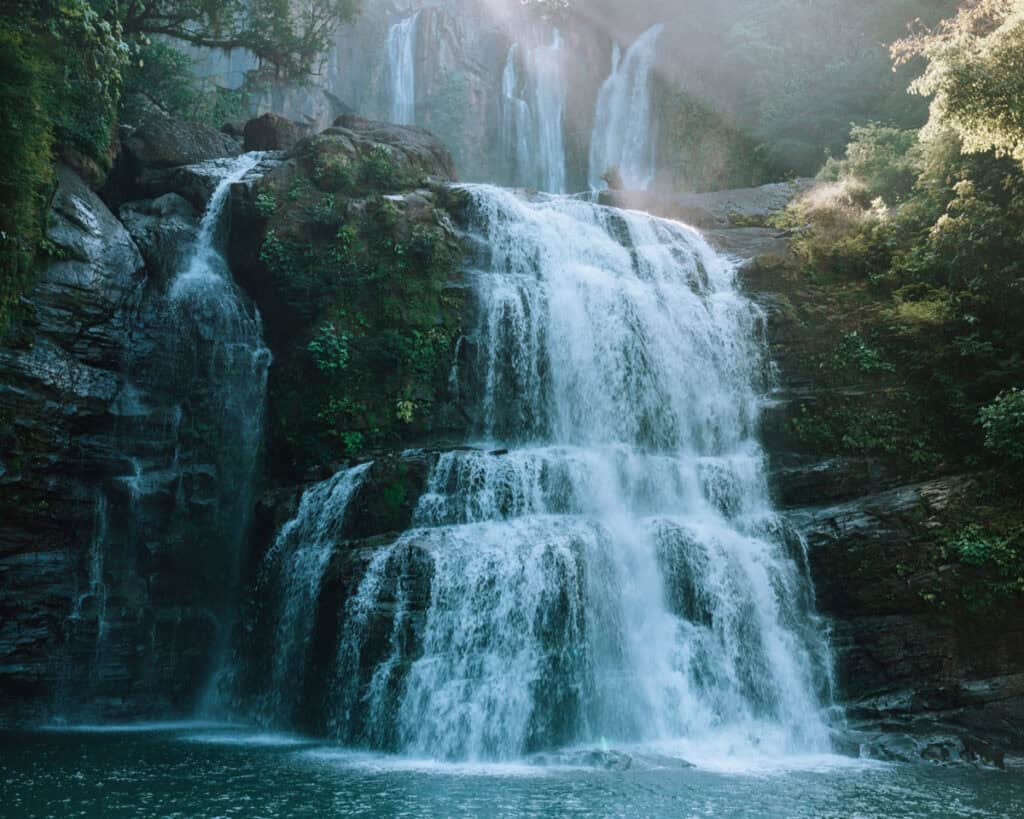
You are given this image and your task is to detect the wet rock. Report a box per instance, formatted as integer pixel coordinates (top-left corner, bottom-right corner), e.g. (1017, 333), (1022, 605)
(119, 194), (199, 286)
(343, 453), (435, 540)
(38, 166), (146, 366)
(0, 166), (146, 723)
(0, 153), (281, 726)
(789, 476), (1024, 758)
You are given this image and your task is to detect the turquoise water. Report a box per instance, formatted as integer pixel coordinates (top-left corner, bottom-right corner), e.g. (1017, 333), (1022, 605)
(2, 725), (1022, 818)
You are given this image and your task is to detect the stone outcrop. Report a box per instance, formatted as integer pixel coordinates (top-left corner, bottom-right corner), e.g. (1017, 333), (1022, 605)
(0, 116), (261, 726)
(685, 182), (1024, 765)
(0, 165), (145, 722)
(227, 117), (466, 479)
(795, 476), (1024, 765)
(243, 113), (312, 152)
(123, 113), (242, 171)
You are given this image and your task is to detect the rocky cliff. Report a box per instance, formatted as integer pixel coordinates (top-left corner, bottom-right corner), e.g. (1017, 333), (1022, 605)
(0, 118), (269, 725)
(0, 114), (467, 726)
(652, 182), (1024, 765)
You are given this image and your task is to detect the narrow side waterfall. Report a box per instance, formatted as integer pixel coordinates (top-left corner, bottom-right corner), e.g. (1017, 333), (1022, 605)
(500, 44), (534, 187)
(589, 24), (664, 190)
(265, 185), (835, 762)
(499, 31), (568, 193)
(254, 463), (372, 725)
(387, 12), (421, 126)
(531, 31), (568, 194)
(164, 154), (272, 602)
(57, 153), (272, 715)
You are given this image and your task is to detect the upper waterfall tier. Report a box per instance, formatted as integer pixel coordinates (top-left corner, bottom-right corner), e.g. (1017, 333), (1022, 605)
(589, 24), (664, 191)
(387, 12), (422, 126)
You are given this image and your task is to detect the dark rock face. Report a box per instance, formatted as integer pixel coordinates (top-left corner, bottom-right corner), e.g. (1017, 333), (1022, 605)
(105, 116), (246, 209)
(693, 187), (1024, 764)
(796, 477), (1024, 766)
(243, 113), (312, 152)
(119, 194), (199, 286)
(0, 165), (145, 723)
(0, 113), (261, 725)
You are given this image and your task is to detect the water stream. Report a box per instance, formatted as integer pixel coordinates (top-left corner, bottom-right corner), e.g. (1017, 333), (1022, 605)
(499, 31), (568, 193)
(387, 11), (422, 126)
(589, 24), (664, 190)
(266, 185), (835, 764)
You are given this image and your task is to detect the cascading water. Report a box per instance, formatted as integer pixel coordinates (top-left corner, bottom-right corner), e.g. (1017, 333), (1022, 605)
(254, 463), (372, 724)
(387, 11), (421, 126)
(500, 44), (535, 188)
(267, 184), (836, 762)
(589, 24), (664, 191)
(499, 31), (568, 193)
(56, 153), (272, 716)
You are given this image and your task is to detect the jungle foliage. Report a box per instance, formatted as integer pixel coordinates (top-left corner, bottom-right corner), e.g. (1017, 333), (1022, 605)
(778, 0), (1024, 614)
(0, 0), (361, 329)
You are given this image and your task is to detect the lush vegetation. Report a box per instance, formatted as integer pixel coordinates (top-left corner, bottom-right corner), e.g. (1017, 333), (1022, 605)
(0, 0), (361, 330)
(1, 1), (126, 328)
(248, 137), (465, 476)
(777, 0), (1024, 615)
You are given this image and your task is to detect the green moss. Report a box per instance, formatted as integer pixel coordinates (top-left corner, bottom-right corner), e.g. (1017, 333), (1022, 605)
(253, 144), (465, 477)
(922, 478), (1024, 619)
(789, 399), (941, 467)
(0, 22), (55, 331)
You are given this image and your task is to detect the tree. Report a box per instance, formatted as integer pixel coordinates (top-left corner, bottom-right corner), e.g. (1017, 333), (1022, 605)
(894, 0), (1024, 165)
(113, 0), (361, 78)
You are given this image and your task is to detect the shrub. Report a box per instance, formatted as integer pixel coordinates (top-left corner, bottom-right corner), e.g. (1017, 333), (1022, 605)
(819, 124), (920, 204)
(979, 389), (1024, 464)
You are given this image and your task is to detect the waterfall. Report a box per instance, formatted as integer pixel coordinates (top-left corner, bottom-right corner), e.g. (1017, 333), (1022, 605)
(387, 12), (421, 126)
(54, 153), (272, 718)
(500, 44), (534, 187)
(255, 463), (372, 724)
(165, 154), (271, 592)
(271, 185), (835, 761)
(589, 24), (664, 191)
(531, 30), (568, 194)
(499, 31), (568, 193)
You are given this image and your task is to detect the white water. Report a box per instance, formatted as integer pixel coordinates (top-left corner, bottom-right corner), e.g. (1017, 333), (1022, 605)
(312, 186), (835, 762)
(589, 25), (664, 190)
(499, 31), (568, 193)
(387, 12), (421, 126)
(500, 44), (534, 188)
(167, 154), (271, 489)
(257, 463), (372, 721)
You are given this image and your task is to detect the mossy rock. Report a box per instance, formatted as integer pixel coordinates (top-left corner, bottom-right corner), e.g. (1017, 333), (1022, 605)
(231, 122), (468, 480)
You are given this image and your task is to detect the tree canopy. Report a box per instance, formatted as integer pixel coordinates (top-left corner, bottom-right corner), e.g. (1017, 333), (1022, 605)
(104, 0), (360, 78)
(894, 0), (1024, 165)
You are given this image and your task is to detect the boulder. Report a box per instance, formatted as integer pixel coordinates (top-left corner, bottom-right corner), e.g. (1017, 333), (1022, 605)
(119, 194), (199, 286)
(124, 113), (242, 170)
(320, 116), (458, 182)
(243, 112), (312, 152)
(35, 165), (146, 366)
